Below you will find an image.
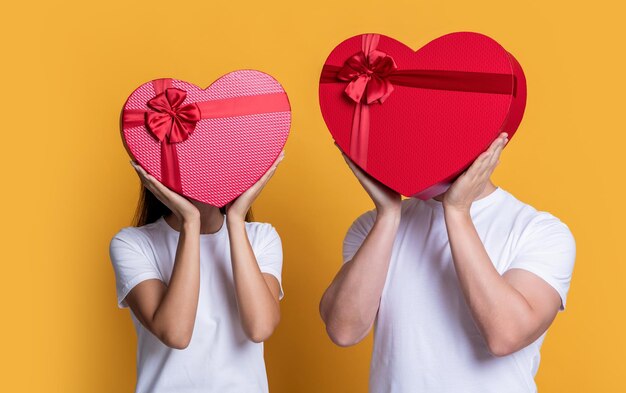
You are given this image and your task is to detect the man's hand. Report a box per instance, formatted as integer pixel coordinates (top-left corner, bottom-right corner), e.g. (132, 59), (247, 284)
(443, 132), (508, 213)
(338, 144), (401, 216)
(442, 133), (563, 356)
(319, 145), (401, 347)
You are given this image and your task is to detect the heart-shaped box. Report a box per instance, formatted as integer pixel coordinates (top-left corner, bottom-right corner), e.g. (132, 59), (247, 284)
(121, 70), (291, 207)
(319, 32), (526, 199)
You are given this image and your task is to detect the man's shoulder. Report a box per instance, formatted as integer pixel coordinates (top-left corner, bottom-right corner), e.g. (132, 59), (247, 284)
(498, 189), (574, 242)
(353, 207), (378, 224)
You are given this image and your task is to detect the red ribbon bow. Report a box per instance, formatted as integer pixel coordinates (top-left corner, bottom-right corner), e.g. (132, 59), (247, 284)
(145, 88), (201, 143)
(337, 49), (398, 104)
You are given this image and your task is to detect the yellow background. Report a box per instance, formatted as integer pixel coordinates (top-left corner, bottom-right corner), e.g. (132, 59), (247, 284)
(1, 0), (624, 391)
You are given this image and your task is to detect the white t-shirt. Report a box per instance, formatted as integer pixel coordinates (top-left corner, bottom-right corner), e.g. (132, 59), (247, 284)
(109, 214), (283, 393)
(343, 187), (576, 393)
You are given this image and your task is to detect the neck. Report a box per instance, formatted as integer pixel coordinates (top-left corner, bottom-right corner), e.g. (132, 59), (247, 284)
(164, 202), (224, 234)
(432, 179), (497, 202)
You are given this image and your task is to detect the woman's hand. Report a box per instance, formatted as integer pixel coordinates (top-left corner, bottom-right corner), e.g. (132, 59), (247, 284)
(126, 160), (203, 349)
(226, 150), (285, 222)
(338, 145), (401, 216)
(225, 151), (285, 342)
(130, 161), (199, 222)
(442, 132), (508, 213)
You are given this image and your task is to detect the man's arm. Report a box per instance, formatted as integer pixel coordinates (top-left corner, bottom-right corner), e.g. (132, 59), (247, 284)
(442, 133), (563, 356)
(319, 149), (401, 347)
(444, 209), (561, 356)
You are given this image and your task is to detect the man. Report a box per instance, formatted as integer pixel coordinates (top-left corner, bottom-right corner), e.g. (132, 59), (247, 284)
(320, 133), (576, 392)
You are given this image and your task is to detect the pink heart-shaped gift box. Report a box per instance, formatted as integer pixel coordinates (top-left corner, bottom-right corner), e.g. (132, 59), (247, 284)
(121, 70), (291, 207)
(319, 32), (526, 199)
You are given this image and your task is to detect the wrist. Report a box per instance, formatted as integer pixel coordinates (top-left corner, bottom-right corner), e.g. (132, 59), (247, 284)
(180, 216), (201, 233)
(226, 214), (246, 229)
(443, 205), (472, 222)
(376, 208), (401, 226)
(376, 202), (401, 218)
(178, 208), (200, 223)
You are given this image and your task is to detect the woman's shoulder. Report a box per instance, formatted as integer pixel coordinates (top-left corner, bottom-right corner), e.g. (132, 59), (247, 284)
(110, 219), (164, 248)
(243, 220), (281, 242)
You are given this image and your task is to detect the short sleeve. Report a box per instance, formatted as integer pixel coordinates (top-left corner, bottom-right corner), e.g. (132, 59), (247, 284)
(109, 228), (162, 308)
(506, 213), (576, 310)
(342, 210), (377, 264)
(248, 223), (284, 300)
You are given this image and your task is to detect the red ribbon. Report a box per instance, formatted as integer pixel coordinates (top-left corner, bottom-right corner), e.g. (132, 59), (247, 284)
(320, 33), (517, 170)
(145, 88), (200, 143)
(123, 79), (290, 193)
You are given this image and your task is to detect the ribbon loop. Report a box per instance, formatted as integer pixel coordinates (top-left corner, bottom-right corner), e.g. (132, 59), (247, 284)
(337, 47), (398, 104)
(145, 88), (201, 143)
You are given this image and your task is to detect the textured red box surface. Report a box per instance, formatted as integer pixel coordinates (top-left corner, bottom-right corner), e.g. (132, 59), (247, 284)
(319, 32), (526, 199)
(121, 70), (291, 207)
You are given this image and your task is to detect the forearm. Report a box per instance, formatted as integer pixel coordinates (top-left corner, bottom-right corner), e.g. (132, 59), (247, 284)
(320, 211), (400, 346)
(151, 218), (201, 347)
(444, 208), (536, 354)
(227, 218), (280, 343)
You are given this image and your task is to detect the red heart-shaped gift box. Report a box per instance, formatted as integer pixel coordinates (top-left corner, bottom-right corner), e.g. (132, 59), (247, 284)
(319, 32), (526, 199)
(121, 70), (291, 207)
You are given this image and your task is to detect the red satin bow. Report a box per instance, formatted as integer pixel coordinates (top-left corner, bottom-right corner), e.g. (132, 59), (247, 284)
(145, 88), (201, 143)
(337, 49), (397, 104)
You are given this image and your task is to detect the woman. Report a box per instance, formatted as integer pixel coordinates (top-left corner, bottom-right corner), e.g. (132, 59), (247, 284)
(109, 152), (285, 393)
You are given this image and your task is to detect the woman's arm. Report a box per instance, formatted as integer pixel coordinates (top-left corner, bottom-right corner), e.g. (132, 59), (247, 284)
(226, 152), (285, 343)
(442, 133), (562, 356)
(227, 218), (281, 343)
(319, 150), (401, 347)
(124, 161), (201, 349)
